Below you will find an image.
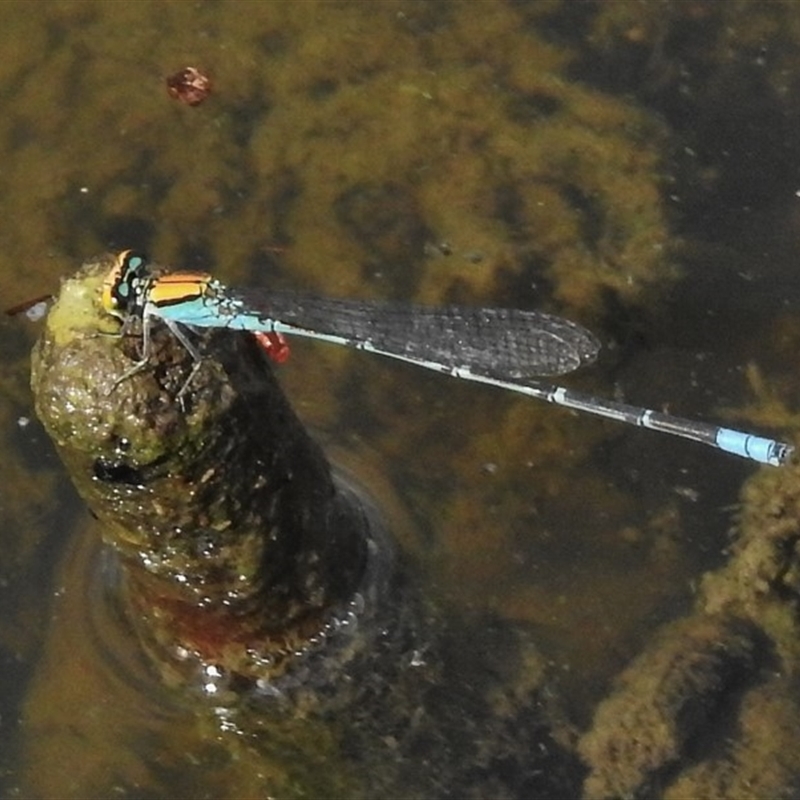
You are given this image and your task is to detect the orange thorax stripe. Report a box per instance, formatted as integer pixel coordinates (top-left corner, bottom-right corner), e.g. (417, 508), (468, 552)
(148, 272), (213, 308)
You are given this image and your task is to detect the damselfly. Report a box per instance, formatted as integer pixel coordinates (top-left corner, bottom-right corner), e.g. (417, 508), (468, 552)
(101, 250), (793, 467)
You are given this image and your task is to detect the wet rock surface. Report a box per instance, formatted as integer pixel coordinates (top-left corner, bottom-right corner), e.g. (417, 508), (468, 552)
(27, 255), (581, 798)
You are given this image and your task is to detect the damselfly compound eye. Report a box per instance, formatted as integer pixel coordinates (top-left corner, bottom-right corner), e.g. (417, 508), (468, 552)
(102, 250), (150, 316)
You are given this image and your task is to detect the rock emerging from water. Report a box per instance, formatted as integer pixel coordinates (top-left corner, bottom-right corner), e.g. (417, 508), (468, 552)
(28, 254), (581, 799)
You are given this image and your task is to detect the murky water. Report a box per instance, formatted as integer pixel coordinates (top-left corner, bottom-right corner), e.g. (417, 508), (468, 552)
(2, 1), (800, 797)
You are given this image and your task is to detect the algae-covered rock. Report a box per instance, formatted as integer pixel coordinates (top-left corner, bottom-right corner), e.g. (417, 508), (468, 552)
(579, 458), (800, 800)
(25, 255), (582, 798)
(579, 615), (760, 799)
(31, 253), (374, 686)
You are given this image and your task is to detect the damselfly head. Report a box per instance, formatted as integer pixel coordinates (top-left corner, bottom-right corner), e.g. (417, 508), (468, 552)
(102, 250), (151, 318)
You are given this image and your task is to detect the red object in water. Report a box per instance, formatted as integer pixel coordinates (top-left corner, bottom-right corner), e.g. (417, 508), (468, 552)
(166, 67), (212, 106)
(253, 331), (291, 364)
